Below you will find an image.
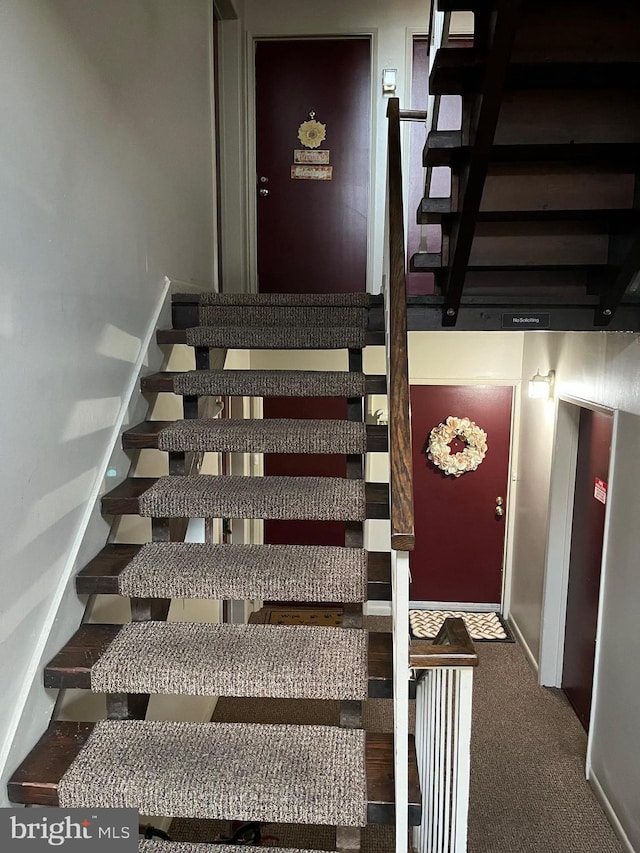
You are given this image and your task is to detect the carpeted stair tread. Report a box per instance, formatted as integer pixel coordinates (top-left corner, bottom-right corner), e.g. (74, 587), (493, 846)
(124, 421), (388, 453)
(121, 542), (366, 600)
(8, 722), (421, 824)
(140, 843), (333, 853)
(173, 369), (366, 398)
(102, 478), (389, 519)
(55, 720), (368, 825)
(75, 543), (391, 601)
(185, 325), (366, 350)
(198, 305), (368, 328)
(157, 328), (385, 347)
(138, 475), (367, 521)
(156, 418), (367, 454)
(46, 622), (369, 700)
(197, 292), (371, 306)
(142, 370), (386, 397)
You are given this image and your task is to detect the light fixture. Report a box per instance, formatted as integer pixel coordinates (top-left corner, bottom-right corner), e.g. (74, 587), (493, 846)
(528, 369), (555, 400)
(382, 68), (397, 95)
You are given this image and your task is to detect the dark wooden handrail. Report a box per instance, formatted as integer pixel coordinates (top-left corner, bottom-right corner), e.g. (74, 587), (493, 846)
(386, 97), (415, 551)
(410, 617), (479, 669)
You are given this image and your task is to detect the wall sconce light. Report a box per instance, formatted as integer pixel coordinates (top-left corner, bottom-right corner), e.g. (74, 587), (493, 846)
(528, 369), (555, 400)
(382, 68), (397, 95)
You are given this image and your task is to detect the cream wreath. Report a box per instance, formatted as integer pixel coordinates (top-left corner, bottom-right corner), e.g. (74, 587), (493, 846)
(427, 416), (488, 477)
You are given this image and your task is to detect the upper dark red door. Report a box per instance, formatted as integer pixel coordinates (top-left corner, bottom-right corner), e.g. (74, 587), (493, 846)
(409, 385), (513, 604)
(255, 39), (370, 294)
(562, 407), (612, 731)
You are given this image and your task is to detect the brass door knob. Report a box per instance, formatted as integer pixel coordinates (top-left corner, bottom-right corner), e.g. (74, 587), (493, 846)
(495, 505), (504, 517)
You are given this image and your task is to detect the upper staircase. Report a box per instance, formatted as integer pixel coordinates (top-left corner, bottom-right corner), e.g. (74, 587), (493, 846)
(411, 0), (640, 331)
(8, 292), (420, 851)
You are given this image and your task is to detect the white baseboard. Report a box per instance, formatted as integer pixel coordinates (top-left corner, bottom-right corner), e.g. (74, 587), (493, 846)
(506, 614), (539, 675)
(365, 601), (392, 616)
(588, 768), (636, 853)
(409, 601), (501, 612)
(168, 277), (215, 294)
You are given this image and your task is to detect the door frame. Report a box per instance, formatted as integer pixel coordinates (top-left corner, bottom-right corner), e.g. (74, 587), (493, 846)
(247, 32), (377, 294)
(539, 397), (617, 709)
(408, 378), (520, 614)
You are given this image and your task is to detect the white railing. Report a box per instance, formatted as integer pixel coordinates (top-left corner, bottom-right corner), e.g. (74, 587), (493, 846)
(411, 619), (477, 853)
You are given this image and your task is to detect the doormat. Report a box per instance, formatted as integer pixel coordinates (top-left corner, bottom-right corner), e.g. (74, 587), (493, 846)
(263, 607), (343, 627)
(409, 610), (513, 642)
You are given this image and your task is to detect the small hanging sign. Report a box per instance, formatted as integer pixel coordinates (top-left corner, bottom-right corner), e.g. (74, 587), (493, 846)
(294, 149), (330, 164)
(594, 477), (608, 505)
(291, 164), (333, 181)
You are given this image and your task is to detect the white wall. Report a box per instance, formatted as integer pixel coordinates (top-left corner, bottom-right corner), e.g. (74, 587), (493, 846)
(217, 0), (460, 294)
(509, 330), (640, 850)
(590, 410), (640, 852)
(508, 332), (563, 662)
(0, 0), (214, 799)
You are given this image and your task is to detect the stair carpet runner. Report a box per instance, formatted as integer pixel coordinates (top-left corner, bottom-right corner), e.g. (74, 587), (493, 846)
(9, 292), (408, 852)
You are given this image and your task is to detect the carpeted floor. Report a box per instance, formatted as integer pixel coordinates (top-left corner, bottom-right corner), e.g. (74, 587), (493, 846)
(467, 642), (623, 853)
(170, 619), (623, 852)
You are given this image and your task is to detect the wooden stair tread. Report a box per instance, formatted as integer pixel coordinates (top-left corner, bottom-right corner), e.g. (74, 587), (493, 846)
(76, 544), (392, 600)
(7, 722), (421, 825)
(424, 133), (640, 167)
(418, 198), (640, 225)
(102, 477), (390, 520)
(123, 420), (389, 453)
(44, 624), (393, 698)
(431, 51), (640, 94)
(141, 371), (388, 396)
(411, 253), (617, 273)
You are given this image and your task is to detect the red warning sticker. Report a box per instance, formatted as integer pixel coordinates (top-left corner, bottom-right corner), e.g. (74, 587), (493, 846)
(594, 477), (607, 505)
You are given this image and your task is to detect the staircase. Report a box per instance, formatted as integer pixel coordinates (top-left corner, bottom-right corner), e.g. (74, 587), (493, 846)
(7, 292), (421, 852)
(409, 0), (640, 332)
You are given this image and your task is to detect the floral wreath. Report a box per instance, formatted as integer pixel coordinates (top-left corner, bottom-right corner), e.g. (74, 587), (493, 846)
(427, 416), (488, 477)
(297, 112), (326, 149)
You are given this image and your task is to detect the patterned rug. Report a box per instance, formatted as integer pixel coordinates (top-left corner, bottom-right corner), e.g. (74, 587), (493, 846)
(409, 610), (513, 642)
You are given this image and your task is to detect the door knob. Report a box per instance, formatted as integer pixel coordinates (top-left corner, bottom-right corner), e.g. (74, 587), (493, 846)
(259, 188), (269, 197)
(495, 505), (504, 518)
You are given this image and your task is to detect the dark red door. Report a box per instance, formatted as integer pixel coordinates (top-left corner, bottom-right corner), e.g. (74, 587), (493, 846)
(409, 385), (513, 604)
(255, 39), (370, 294)
(562, 407), (612, 731)
(263, 396), (347, 548)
